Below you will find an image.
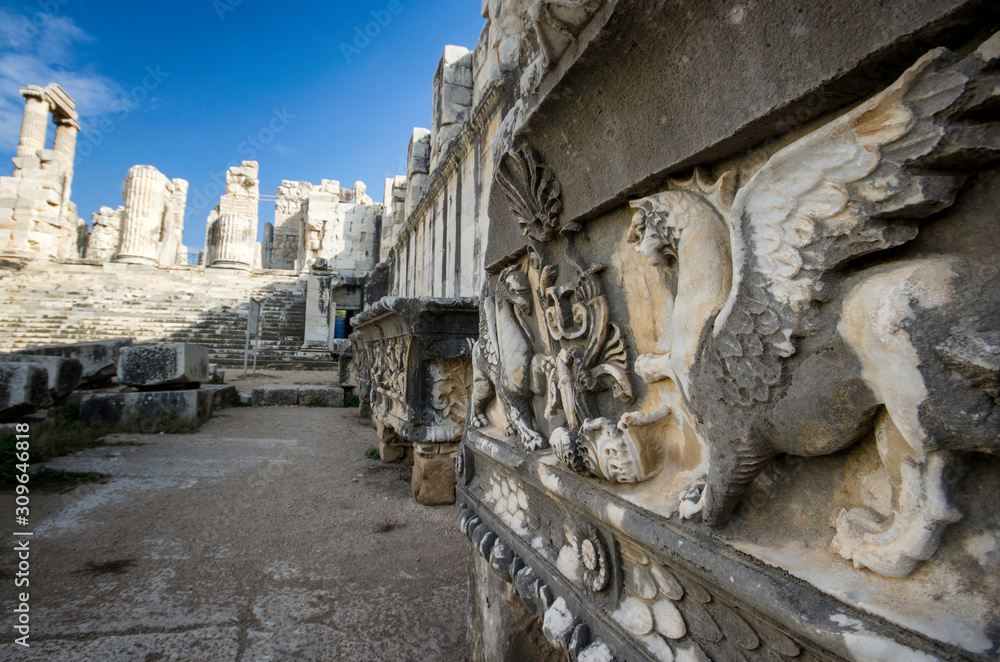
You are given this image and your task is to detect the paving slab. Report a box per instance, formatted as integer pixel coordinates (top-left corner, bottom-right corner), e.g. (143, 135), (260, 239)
(0, 407), (468, 661)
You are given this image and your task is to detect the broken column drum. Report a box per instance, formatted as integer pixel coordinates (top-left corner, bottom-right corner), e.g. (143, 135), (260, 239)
(116, 165), (169, 265)
(210, 212), (255, 269)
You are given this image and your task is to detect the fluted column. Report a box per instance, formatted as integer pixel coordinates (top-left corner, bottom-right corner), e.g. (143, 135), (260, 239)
(208, 212), (255, 270)
(53, 117), (78, 169)
(15, 87), (49, 166)
(116, 165), (169, 264)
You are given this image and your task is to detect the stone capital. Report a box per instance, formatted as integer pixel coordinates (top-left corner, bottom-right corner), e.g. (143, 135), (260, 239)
(54, 116), (81, 130)
(19, 85), (46, 101)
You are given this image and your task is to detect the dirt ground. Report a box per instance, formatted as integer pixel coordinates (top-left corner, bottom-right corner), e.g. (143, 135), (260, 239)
(0, 377), (469, 661)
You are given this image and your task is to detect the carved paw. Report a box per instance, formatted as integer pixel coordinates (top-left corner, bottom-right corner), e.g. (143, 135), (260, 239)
(678, 480), (706, 520)
(831, 507), (923, 578)
(522, 429), (549, 451)
(635, 352), (672, 384)
(471, 411), (490, 429)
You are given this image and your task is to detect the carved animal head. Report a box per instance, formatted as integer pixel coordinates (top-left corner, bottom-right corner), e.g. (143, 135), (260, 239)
(627, 169), (736, 266)
(498, 264), (533, 315)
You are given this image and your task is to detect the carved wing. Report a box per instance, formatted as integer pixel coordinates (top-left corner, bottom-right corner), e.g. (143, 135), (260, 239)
(712, 46), (989, 406)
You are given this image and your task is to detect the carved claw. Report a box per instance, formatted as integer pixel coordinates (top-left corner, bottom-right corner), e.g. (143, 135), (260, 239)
(635, 352), (673, 384)
(471, 412), (490, 429)
(521, 428), (549, 451)
(830, 453), (963, 578)
(678, 479), (706, 520)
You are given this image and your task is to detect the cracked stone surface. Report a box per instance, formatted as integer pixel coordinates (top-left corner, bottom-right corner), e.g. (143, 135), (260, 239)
(0, 406), (468, 660)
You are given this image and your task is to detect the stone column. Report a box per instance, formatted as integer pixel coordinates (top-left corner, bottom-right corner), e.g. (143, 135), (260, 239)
(14, 87), (49, 170)
(53, 117), (79, 221)
(116, 165), (169, 265)
(170, 179), (189, 264)
(53, 117), (78, 170)
(209, 212), (255, 269)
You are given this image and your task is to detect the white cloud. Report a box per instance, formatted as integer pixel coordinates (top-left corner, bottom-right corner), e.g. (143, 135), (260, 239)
(0, 8), (121, 151)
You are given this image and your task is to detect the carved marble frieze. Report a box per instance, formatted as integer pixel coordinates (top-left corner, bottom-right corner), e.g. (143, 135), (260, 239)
(351, 296), (478, 446)
(462, 33), (1000, 661)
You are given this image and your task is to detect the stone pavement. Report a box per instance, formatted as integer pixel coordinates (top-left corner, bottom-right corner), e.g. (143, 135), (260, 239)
(0, 406), (469, 661)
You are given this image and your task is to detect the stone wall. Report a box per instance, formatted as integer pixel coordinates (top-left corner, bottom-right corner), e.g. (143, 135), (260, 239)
(379, 54), (510, 299)
(457, 1), (1000, 660)
(0, 258), (308, 365)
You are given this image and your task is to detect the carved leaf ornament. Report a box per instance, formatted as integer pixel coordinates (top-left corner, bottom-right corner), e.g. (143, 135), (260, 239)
(495, 147), (568, 242)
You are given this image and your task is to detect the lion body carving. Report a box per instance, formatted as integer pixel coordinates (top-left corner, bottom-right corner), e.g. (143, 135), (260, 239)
(629, 42), (1000, 577)
(471, 264), (547, 450)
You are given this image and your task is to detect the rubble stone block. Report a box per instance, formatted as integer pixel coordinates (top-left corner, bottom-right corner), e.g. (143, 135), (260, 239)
(411, 450), (457, 506)
(251, 385), (299, 407)
(117, 343), (209, 387)
(79, 389), (212, 433)
(297, 385), (344, 407)
(201, 384), (237, 409)
(0, 363), (51, 418)
(0, 354), (82, 398)
(17, 338), (132, 385)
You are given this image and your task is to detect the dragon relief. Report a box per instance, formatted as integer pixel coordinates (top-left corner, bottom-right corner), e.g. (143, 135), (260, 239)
(627, 40), (1000, 577)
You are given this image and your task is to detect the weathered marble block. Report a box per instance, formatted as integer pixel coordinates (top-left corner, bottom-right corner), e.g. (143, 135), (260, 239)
(79, 389), (212, 433)
(200, 384), (237, 409)
(16, 338), (132, 386)
(458, 6), (1000, 662)
(251, 385), (299, 407)
(117, 343), (209, 388)
(296, 385), (344, 407)
(352, 296), (478, 504)
(0, 354), (82, 399)
(0, 363), (51, 418)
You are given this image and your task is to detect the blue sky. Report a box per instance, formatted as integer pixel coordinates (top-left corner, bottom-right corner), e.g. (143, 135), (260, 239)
(0, 0), (486, 251)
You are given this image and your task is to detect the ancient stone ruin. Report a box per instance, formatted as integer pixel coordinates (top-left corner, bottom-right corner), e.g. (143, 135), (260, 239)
(0, 84), (86, 259)
(2, 0), (999, 660)
(343, 0), (1000, 660)
(0, 88), (382, 366)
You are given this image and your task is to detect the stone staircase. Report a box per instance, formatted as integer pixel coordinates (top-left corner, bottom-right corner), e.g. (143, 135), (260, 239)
(0, 259), (321, 366)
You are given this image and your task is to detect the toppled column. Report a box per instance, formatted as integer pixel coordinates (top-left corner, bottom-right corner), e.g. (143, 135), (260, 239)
(430, 46), (473, 171)
(404, 129), (431, 218)
(115, 165), (171, 265)
(205, 161), (259, 270)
